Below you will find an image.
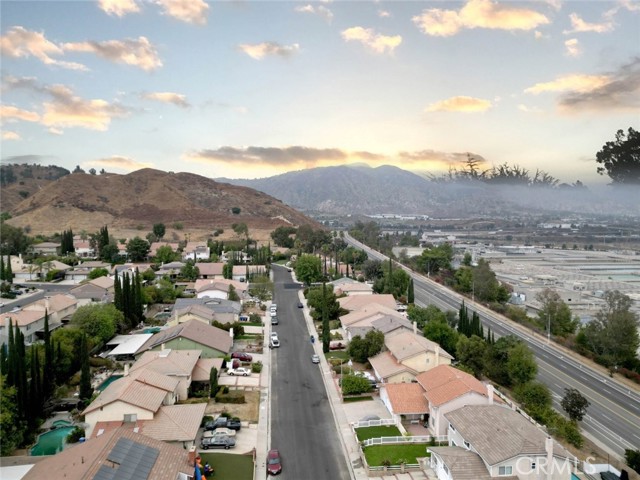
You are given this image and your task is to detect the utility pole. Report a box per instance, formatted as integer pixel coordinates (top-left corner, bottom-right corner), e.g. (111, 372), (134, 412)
(547, 313), (551, 344)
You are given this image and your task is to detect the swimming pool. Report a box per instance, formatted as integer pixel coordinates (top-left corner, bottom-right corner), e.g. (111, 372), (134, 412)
(52, 419), (73, 428)
(97, 374), (123, 391)
(30, 426), (75, 456)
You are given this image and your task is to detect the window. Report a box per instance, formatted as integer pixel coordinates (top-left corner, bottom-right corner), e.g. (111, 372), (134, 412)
(531, 462), (536, 470)
(498, 466), (513, 476)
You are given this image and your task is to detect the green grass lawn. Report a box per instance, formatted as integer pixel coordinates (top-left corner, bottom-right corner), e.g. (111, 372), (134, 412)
(198, 452), (253, 480)
(363, 444), (430, 466)
(355, 425), (402, 441)
(343, 395), (373, 403)
(326, 351), (350, 362)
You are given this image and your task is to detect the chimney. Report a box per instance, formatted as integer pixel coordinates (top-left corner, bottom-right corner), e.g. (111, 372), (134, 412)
(413, 321), (417, 335)
(161, 343), (165, 351)
(229, 327), (234, 338)
(435, 345), (440, 367)
(188, 446), (197, 465)
(545, 436), (554, 480)
(44, 296), (50, 311)
(124, 363), (129, 376)
(486, 384), (494, 405)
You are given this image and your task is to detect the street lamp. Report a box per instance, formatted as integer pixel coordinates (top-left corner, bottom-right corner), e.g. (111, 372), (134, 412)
(547, 313), (551, 344)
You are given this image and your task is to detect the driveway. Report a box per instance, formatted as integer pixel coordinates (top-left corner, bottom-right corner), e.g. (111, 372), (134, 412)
(342, 397), (392, 424)
(196, 424), (257, 456)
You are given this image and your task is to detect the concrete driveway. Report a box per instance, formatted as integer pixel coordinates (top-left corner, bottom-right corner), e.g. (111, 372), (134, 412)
(196, 423), (257, 456)
(342, 397), (392, 424)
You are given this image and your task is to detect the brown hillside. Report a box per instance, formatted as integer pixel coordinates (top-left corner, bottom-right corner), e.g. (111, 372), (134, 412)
(5, 168), (319, 239)
(0, 163), (70, 212)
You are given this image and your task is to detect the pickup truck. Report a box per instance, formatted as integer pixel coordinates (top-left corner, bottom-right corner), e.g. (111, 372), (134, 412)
(205, 416), (242, 431)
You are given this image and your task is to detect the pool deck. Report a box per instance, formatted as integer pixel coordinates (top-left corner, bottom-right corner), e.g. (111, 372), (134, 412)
(42, 412), (74, 430)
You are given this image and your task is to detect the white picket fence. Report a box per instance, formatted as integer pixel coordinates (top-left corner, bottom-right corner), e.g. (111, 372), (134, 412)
(361, 435), (447, 447)
(351, 418), (396, 429)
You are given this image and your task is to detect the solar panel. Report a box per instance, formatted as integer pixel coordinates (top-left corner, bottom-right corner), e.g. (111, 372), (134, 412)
(93, 438), (159, 480)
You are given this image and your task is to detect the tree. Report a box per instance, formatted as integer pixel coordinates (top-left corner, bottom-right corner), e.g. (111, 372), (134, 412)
(71, 304), (122, 346)
(407, 279), (415, 304)
(180, 260), (199, 281)
(152, 223), (166, 240)
(417, 243), (453, 276)
(625, 449), (640, 474)
(561, 387), (590, 422)
(596, 127), (640, 184)
(88, 267), (109, 280)
(423, 320), (459, 356)
(577, 290), (639, 367)
(455, 335), (487, 378)
(513, 382), (552, 423)
(362, 259), (383, 281)
(43, 310), (54, 400)
(228, 284), (240, 301)
(295, 254), (322, 286)
(321, 283), (330, 353)
(0, 375), (22, 455)
(506, 342), (537, 386)
(248, 275), (273, 302)
(340, 374), (371, 395)
(209, 366), (219, 398)
(271, 226), (296, 248)
(536, 289), (578, 336)
(79, 334), (93, 404)
(347, 330), (384, 363)
(126, 236), (150, 262)
(155, 245), (178, 264)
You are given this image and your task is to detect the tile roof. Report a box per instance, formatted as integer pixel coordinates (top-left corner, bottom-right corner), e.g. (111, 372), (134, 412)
(176, 304), (216, 321)
(131, 349), (201, 379)
(445, 405), (574, 466)
(174, 297), (242, 314)
(137, 319), (232, 355)
(2, 309), (43, 328)
(428, 446), (493, 480)
(194, 278), (248, 293)
(415, 365), (488, 407)
(26, 426), (193, 479)
(195, 262), (224, 276)
(192, 357), (224, 382)
(338, 294), (398, 312)
(385, 331), (454, 362)
(340, 304), (405, 327)
(24, 293), (77, 313)
(139, 403), (207, 442)
(369, 351), (416, 379)
(370, 315), (413, 334)
(83, 369), (178, 415)
(335, 283), (374, 295)
(383, 383), (429, 414)
(89, 276), (115, 289)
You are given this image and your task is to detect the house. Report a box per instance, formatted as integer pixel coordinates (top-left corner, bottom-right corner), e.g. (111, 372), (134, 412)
(182, 241), (210, 261)
(416, 365), (497, 436)
(232, 264), (266, 282)
(429, 405), (575, 480)
(1, 294), (77, 345)
(69, 276), (115, 305)
(379, 383), (430, 425)
(369, 330), (453, 384)
(104, 334), (154, 360)
(166, 304), (216, 326)
(13, 260), (73, 281)
(154, 261), (185, 280)
(338, 293), (398, 312)
(83, 368), (180, 438)
(31, 242), (60, 255)
(135, 319), (233, 359)
(72, 239), (95, 258)
(195, 262), (224, 279)
(25, 426), (194, 480)
(129, 348), (200, 401)
(340, 304), (410, 341)
(334, 282), (374, 296)
(194, 278), (248, 300)
(174, 297), (241, 324)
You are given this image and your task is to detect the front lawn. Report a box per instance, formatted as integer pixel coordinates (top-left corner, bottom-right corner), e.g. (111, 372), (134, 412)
(363, 444), (430, 466)
(343, 395), (373, 403)
(355, 425), (402, 441)
(326, 351), (350, 362)
(198, 452), (253, 480)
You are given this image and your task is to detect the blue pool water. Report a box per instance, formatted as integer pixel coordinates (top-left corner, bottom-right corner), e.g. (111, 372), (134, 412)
(30, 426), (75, 456)
(571, 474), (580, 480)
(52, 419), (73, 428)
(97, 374), (123, 391)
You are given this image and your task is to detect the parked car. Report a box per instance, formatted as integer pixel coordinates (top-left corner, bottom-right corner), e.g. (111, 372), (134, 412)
(269, 337), (280, 348)
(205, 416), (242, 431)
(228, 367), (251, 376)
(271, 316), (279, 325)
(231, 352), (253, 362)
(297, 302), (304, 308)
(267, 449), (282, 475)
(270, 332), (278, 340)
(311, 354), (320, 364)
(201, 435), (236, 450)
(203, 428), (236, 438)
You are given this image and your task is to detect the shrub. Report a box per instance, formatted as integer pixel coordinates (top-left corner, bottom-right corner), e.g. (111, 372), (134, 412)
(201, 415), (213, 427)
(231, 207), (241, 214)
(215, 390), (246, 404)
(251, 361), (263, 373)
(66, 426), (85, 443)
(341, 374), (372, 395)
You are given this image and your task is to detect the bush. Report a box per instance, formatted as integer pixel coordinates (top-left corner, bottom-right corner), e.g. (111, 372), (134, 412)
(341, 374), (372, 395)
(251, 361), (263, 373)
(66, 426), (85, 443)
(215, 390), (246, 404)
(231, 207), (241, 215)
(201, 415), (213, 427)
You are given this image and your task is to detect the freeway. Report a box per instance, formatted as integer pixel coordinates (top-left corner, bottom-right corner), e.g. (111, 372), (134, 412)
(269, 265), (351, 480)
(344, 232), (640, 458)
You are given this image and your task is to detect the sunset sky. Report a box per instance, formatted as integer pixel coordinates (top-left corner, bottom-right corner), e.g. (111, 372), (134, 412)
(1, 0), (638, 185)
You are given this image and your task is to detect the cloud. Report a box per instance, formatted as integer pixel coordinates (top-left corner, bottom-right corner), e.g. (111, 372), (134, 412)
(2, 131), (20, 140)
(294, 4), (333, 22)
(0, 26), (87, 70)
(237, 42), (300, 60)
(564, 38), (581, 57)
(517, 104), (543, 113)
(425, 96), (492, 112)
(525, 74), (610, 94)
(185, 146), (348, 166)
(0, 105), (40, 122)
(154, 0), (209, 25)
(87, 155), (154, 171)
(378, 10), (391, 18)
(98, 0), (140, 17)
(1, 154), (58, 164)
(563, 12), (614, 34)
(341, 27), (402, 54)
(63, 36), (162, 71)
(412, 0), (549, 37)
(557, 58), (640, 112)
(141, 91), (190, 108)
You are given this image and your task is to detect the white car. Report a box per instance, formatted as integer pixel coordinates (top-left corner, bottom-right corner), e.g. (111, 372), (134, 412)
(228, 367), (251, 376)
(270, 332), (278, 340)
(203, 428), (236, 438)
(269, 337), (280, 348)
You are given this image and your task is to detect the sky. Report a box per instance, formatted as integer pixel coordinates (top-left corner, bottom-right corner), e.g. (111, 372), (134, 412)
(1, 0), (639, 185)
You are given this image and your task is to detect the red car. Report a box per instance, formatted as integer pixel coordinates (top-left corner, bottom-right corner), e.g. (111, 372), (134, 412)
(231, 352), (253, 362)
(267, 449), (282, 475)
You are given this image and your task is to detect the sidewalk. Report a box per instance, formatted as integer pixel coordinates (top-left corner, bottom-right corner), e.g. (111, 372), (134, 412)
(253, 312), (271, 479)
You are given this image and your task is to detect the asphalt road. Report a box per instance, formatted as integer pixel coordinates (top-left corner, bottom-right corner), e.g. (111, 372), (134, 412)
(344, 232), (640, 458)
(0, 282), (74, 314)
(269, 265), (351, 480)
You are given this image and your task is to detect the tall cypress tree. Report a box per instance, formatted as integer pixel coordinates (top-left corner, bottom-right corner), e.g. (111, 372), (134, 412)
(5, 256), (13, 284)
(7, 319), (16, 387)
(0, 255), (5, 281)
(79, 334), (93, 403)
(122, 272), (132, 327)
(408, 279), (415, 304)
(134, 270), (143, 325)
(322, 282), (330, 353)
(113, 271), (122, 311)
(43, 310), (54, 399)
(16, 330), (28, 420)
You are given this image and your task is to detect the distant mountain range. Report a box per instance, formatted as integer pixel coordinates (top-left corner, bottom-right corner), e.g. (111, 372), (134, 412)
(217, 164), (640, 217)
